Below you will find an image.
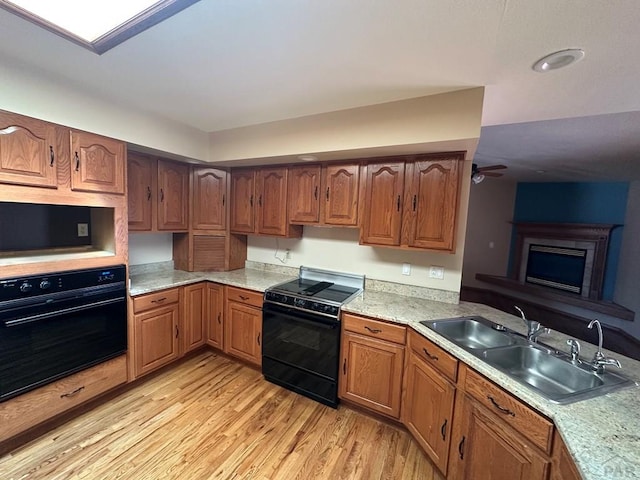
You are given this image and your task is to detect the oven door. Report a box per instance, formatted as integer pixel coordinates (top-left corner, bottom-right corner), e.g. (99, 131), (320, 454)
(0, 291), (127, 402)
(262, 302), (340, 406)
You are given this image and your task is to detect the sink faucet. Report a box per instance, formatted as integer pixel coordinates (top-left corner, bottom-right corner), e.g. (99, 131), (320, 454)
(566, 339), (581, 364)
(587, 319), (622, 372)
(514, 305), (550, 343)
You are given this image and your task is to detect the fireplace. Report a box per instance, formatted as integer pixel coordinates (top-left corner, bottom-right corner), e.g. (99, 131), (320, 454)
(511, 223), (616, 300)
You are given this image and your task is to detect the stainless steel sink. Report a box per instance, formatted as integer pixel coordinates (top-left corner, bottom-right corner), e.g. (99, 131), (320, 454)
(422, 316), (523, 350)
(421, 316), (636, 404)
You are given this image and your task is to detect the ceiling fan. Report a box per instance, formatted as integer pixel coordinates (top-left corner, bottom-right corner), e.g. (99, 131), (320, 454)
(471, 163), (507, 184)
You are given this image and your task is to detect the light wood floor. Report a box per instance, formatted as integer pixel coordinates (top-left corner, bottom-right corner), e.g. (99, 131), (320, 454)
(0, 351), (444, 480)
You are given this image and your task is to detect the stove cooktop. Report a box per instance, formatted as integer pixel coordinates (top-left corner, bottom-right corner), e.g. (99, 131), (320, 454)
(269, 278), (360, 303)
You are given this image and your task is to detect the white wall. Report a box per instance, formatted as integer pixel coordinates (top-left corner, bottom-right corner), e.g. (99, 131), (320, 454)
(462, 179), (517, 287)
(0, 56), (209, 161)
(128, 233), (173, 266)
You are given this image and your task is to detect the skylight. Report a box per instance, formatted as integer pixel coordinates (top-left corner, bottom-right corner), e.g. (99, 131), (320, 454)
(0, 0), (199, 54)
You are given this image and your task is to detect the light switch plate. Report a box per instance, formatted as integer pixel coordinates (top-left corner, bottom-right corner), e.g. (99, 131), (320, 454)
(402, 263), (411, 275)
(429, 266), (444, 280)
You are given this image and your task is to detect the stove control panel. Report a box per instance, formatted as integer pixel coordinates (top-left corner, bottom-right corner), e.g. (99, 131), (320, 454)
(264, 291), (340, 317)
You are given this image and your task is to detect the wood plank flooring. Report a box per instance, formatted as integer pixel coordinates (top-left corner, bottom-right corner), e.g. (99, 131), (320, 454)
(0, 351), (444, 480)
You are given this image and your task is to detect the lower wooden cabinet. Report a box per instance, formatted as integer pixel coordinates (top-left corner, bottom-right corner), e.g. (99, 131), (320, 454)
(206, 283), (224, 350)
(182, 283), (207, 353)
(339, 315), (406, 419)
(550, 431), (582, 480)
(224, 287), (262, 366)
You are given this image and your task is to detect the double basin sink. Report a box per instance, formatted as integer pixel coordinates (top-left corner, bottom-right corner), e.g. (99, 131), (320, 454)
(420, 316), (635, 404)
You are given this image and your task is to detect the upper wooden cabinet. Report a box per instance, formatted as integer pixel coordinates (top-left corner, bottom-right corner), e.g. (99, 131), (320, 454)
(288, 162), (360, 226)
(360, 153), (464, 252)
(0, 111), (58, 189)
(70, 130), (125, 195)
(192, 167), (227, 231)
(128, 153), (189, 232)
(230, 167), (301, 237)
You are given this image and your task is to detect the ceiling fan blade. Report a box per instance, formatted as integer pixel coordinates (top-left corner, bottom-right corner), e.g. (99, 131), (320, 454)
(477, 164), (507, 172)
(482, 171), (504, 177)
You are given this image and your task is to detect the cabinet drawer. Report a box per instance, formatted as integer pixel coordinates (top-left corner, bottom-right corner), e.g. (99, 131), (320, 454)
(0, 355), (127, 442)
(342, 313), (406, 344)
(133, 288), (180, 313)
(227, 286), (263, 308)
(408, 329), (458, 382)
(463, 366), (554, 454)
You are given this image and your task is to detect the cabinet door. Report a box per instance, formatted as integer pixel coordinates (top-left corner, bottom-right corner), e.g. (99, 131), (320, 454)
(288, 164), (321, 223)
(224, 301), (262, 366)
(339, 331), (404, 419)
(183, 283), (206, 353)
(323, 163), (359, 225)
(550, 431), (581, 480)
(127, 154), (154, 231)
(134, 304), (180, 378)
(256, 167), (288, 236)
(157, 160), (189, 231)
(70, 130), (125, 194)
(192, 167), (227, 231)
(229, 169), (256, 234)
(403, 157), (461, 251)
(404, 351), (456, 475)
(0, 112), (58, 188)
(360, 162), (405, 245)
(448, 395), (550, 480)
(206, 283), (224, 349)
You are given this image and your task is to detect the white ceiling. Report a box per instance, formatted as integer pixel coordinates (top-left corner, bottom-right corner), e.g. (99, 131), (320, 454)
(1, 0), (639, 180)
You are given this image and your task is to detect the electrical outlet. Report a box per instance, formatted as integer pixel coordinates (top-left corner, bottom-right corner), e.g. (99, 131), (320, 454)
(429, 266), (444, 280)
(285, 249), (291, 260)
(77, 223), (89, 237)
(402, 263), (411, 275)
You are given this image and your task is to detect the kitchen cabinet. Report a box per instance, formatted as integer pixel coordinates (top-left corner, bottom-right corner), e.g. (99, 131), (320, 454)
(192, 166), (227, 231)
(550, 431), (582, 480)
(206, 283), (224, 350)
(182, 282), (207, 353)
(339, 313), (406, 419)
(360, 153), (464, 252)
(230, 167), (301, 237)
(0, 110), (58, 189)
(132, 288), (181, 378)
(70, 130), (125, 195)
(224, 286), (263, 366)
(403, 330), (457, 475)
(447, 365), (554, 480)
(288, 162), (360, 226)
(127, 154), (189, 232)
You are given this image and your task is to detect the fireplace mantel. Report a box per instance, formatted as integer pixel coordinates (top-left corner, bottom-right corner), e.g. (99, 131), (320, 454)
(511, 222), (617, 301)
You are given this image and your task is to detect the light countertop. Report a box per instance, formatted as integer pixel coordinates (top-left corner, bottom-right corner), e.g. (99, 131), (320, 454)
(129, 267), (640, 480)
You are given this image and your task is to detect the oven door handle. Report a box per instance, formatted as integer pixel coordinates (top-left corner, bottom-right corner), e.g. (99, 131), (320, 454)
(262, 303), (339, 329)
(1, 296), (126, 328)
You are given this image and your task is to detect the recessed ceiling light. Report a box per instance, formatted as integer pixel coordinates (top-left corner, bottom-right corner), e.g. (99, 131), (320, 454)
(532, 49), (585, 73)
(298, 155), (318, 162)
(536, 170), (546, 174)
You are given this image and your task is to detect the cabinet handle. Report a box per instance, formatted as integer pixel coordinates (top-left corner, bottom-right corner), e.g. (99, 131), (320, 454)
(258, 195), (262, 207)
(147, 186), (152, 201)
(60, 386), (84, 398)
(488, 396), (515, 417)
(458, 436), (465, 460)
(326, 187), (330, 200)
(343, 358), (347, 375)
(364, 326), (382, 334)
(49, 145), (55, 166)
(257, 332), (261, 346)
(396, 195), (401, 211)
(222, 194), (225, 206)
(314, 185), (318, 200)
(175, 325), (179, 338)
(250, 194), (254, 207)
(441, 419), (448, 441)
(422, 347), (439, 361)
(160, 188), (165, 202)
(239, 295), (249, 301)
(217, 313), (221, 324)
(413, 195), (417, 211)
(151, 297), (166, 303)
(74, 151), (80, 171)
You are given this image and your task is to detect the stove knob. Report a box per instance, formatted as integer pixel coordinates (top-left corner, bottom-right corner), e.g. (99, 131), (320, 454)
(39, 280), (51, 290)
(20, 282), (33, 293)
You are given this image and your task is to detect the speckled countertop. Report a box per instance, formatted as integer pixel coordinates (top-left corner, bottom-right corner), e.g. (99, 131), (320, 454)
(129, 267), (640, 480)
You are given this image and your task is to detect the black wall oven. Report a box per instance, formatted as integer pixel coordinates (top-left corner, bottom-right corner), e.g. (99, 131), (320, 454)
(0, 265), (127, 402)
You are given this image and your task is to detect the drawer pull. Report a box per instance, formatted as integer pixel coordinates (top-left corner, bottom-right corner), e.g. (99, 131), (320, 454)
(364, 326), (382, 334)
(239, 295), (250, 301)
(147, 186), (151, 201)
(151, 297), (167, 304)
(74, 151), (80, 171)
(440, 418), (448, 441)
(314, 185), (318, 200)
(60, 386), (85, 398)
(458, 436), (465, 460)
(257, 332), (261, 346)
(175, 325), (179, 338)
(422, 347), (439, 361)
(488, 395), (515, 417)
(49, 145), (55, 166)
(343, 359), (347, 375)
(217, 313), (222, 324)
